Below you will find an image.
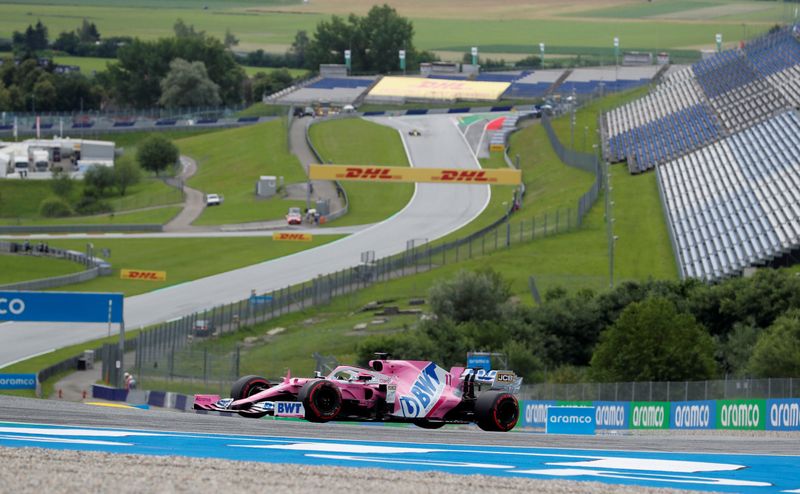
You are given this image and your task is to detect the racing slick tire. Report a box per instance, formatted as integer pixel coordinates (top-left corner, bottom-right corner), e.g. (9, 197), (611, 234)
(299, 380), (342, 422)
(230, 375), (271, 418)
(475, 391), (519, 432)
(413, 420), (446, 430)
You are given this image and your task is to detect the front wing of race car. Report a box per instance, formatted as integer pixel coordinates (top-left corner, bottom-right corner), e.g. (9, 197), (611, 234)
(194, 395), (309, 418)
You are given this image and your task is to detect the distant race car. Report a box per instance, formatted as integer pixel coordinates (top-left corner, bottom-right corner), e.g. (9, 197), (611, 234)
(286, 207), (302, 225)
(408, 129), (422, 136)
(193, 355), (521, 431)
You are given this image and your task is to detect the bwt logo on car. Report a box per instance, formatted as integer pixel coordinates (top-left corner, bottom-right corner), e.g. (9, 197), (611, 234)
(673, 404), (711, 428)
(0, 297), (25, 315)
(596, 405), (626, 428)
(720, 403), (760, 428)
(632, 405), (665, 428)
(770, 402), (800, 428)
(399, 363), (446, 418)
(437, 170), (492, 183)
(276, 402), (304, 417)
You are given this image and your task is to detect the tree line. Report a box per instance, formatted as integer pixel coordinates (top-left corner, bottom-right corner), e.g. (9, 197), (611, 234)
(357, 268), (800, 383)
(1, 4), (441, 112)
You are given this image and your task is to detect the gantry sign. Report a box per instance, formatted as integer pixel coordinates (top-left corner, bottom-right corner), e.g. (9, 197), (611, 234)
(309, 165), (522, 185)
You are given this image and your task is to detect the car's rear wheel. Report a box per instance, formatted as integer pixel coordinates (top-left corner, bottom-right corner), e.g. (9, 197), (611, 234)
(230, 375), (271, 418)
(475, 391), (519, 432)
(299, 380), (342, 422)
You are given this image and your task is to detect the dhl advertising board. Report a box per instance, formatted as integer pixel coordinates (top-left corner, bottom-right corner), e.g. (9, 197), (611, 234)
(272, 232), (313, 242)
(368, 76), (510, 101)
(309, 165), (521, 185)
(120, 269), (167, 281)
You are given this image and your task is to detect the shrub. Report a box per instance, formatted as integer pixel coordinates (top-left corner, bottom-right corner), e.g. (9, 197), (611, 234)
(75, 196), (113, 215)
(39, 196), (74, 217)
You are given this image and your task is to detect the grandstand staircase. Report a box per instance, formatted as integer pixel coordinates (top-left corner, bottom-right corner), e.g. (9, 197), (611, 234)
(353, 75), (383, 108)
(546, 69), (572, 97)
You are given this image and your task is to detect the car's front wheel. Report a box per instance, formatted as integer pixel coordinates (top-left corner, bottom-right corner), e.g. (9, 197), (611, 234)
(230, 375), (271, 418)
(299, 380), (342, 422)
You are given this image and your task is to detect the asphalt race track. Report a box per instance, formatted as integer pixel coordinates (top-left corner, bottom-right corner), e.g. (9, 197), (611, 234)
(0, 397), (799, 493)
(0, 114), (490, 367)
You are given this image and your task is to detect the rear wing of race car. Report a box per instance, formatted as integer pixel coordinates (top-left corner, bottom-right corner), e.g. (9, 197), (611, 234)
(454, 368), (523, 394)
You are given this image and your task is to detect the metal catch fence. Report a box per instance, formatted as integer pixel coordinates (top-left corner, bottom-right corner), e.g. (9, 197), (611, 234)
(521, 378), (800, 402)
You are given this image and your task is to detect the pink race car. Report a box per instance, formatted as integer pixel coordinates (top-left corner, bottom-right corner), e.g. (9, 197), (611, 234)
(193, 355), (521, 432)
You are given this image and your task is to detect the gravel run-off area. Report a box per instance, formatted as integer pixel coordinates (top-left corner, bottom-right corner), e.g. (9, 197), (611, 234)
(1, 446), (699, 494)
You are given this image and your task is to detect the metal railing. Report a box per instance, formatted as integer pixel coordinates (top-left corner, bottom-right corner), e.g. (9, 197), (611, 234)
(305, 118), (349, 222)
(540, 115), (602, 225)
(521, 377), (800, 402)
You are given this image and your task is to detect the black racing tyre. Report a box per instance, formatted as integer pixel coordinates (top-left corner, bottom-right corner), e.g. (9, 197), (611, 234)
(298, 380), (342, 423)
(230, 375), (271, 418)
(475, 391), (519, 432)
(413, 420), (446, 430)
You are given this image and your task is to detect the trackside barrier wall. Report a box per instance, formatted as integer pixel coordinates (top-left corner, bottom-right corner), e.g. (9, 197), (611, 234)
(520, 398), (800, 431)
(0, 241), (111, 290)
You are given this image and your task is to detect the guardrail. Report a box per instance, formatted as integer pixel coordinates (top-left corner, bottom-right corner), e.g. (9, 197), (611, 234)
(0, 240), (111, 290)
(304, 118), (350, 222)
(0, 224), (162, 234)
(540, 115), (602, 226)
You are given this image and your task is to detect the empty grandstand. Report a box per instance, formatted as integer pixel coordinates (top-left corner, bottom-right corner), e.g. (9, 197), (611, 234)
(272, 76), (377, 105)
(659, 110), (800, 281)
(605, 26), (800, 173)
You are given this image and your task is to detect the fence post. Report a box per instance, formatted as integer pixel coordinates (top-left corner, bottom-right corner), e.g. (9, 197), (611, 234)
(544, 212), (548, 236)
(494, 226), (498, 250)
(506, 221), (511, 247)
(169, 345), (174, 380)
(556, 208), (560, 234)
(203, 348), (208, 384)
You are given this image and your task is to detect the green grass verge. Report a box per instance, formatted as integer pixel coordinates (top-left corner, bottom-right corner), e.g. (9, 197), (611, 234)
(37, 236), (343, 297)
(182, 120), (309, 225)
(0, 206), (181, 226)
(52, 55), (117, 74)
(242, 66), (308, 78)
(569, 1), (717, 19)
(309, 118), (413, 227)
(235, 103), (291, 118)
(0, 253), (85, 284)
(0, 177), (182, 223)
